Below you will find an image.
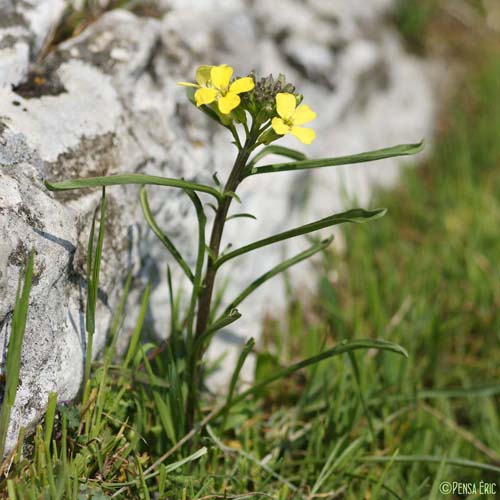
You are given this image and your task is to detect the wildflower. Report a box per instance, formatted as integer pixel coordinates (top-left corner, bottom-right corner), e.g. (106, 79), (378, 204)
(271, 93), (316, 144)
(178, 64), (254, 115)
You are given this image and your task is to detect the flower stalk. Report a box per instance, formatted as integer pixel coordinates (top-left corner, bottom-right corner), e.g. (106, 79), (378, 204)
(45, 61), (423, 441)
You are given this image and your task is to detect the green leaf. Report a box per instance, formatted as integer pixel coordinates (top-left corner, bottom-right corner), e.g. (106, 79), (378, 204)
(215, 208), (386, 269)
(153, 392), (177, 445)
(207, 426), (298, 492)
(249, 145), (307, 167)
(107, 366), (170, 389)
(312, 437), (365, 495)
(84, 188), (106, 389)
(359, 455), (500, 474)
(0, 251), (34, 459)
(163, 447), (207, 473)
(229, 339), (408, 408)
(206, 203), (218, 214)
(45, 173), (222, 200)
(140, 186), (194, 283)
(123, 282), (151, 369)
(91, 188), (106, 325)
(195, 308), (242, 353)
(245, 141), (424, 177)
(44, 392), (58, 449)
(85, 204), (97, 336)
(107, 272), (133, 357)
(222, 190), (242, 203)
(257, 128), (282, 146)
(212, 172), (222, 187)
(221, 237), (333, 312)
(232, 106), (248, 125)
(226, 212), (257, 222)
(135, 453), (151, 500)
(184, 190), (207, 345)
(221, 338), (255, 431)
(165, 345), (185, 439)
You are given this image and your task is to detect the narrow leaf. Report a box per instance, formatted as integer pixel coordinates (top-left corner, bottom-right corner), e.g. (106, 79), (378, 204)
(195, 308), (242, 352)
(226, 212), (257, 222)
(107, 272), (133, 357)
(84, 188), (106, 389)
(221, 338), (255, 431)
(44, 392), (58, 449)
(163, 447), (207, 473)
(359, 455), (500, 474)
(184, 190), (206, 345)
(123, 282), (151, 369)
(140, 186), (194, 283)
(45, 173), (222, 200)
(212, 172), (222, 187)
(215, 208), (385, 269)
(223, 190), (241, 203)
(222, 237), (333, 313)
(85, 206), (97, 335)
(249, 145), (307, 167)
(245, 141), (424, 176)
(0, 251), (34, 459)
(230, 339), (408, 408)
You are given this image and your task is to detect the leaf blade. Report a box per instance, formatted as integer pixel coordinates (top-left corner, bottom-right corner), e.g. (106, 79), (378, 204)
(230, 339), (408, 408)
(246, 141), (424, 176)
(45, 173), (221, 200)
(249, 145), (307, 167)
(215, 208), (386, 269)
(222, 237), (333, 312)
(140, 186), (194, 283)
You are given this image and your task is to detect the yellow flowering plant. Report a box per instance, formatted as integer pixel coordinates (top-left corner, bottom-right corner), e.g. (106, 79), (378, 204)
(45, 63), (422, 438)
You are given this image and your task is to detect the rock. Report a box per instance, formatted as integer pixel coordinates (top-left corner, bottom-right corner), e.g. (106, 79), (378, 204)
(0, 1), (433, 454)
(0, 0), (66, 87)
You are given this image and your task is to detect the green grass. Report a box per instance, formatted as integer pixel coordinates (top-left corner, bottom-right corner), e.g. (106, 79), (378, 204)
(2, 17), (500, 500)
(394, 0), (438, 52)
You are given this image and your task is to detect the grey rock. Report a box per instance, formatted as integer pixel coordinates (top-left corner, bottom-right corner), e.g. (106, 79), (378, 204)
(0, 0), (433, 454)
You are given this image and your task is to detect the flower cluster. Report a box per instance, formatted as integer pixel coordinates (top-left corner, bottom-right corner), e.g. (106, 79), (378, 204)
(252, 73), (296, 105)
(178, 64), (316, 145)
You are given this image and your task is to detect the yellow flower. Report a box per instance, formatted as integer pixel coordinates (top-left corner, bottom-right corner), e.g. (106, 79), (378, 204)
(271, 93), (316, 144)
(178, 64), (254, 115)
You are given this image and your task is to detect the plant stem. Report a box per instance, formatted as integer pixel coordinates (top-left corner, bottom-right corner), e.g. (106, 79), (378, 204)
(185, 130), (256, 431)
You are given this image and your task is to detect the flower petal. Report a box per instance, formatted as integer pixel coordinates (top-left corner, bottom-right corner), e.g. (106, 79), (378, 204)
(177, 81), (199, 88)
(195, 87), (217, 107)
(211, 64), (233, 91)
(229, 77), (255, 95)
(271, 117), (290, 135)
(218, 92), (240, 114)
(276, 93), (296, 120)
(195, 65), (212, 86)
(292, 104), (316, 125)
(290, 126), (316, 144)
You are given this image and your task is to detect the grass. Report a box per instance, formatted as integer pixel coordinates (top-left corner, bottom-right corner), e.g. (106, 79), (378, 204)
(0, 253), (34, 461)
(394, 0), (438, 52)
(2, 5), (500, 500)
